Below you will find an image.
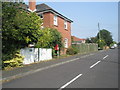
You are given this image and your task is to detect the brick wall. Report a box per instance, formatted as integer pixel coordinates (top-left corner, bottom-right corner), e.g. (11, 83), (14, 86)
(43, 12), (72, 54)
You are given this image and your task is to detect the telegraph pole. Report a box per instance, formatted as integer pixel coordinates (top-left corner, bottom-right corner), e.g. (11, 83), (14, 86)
(98, 22), (101, 40)
(98, 22), (101, 50)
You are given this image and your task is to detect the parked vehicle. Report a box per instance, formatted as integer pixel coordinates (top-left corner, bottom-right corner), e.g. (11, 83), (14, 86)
(110, 46), (115, 49)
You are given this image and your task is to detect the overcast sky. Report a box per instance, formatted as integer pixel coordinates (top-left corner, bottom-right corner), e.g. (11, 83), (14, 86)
(25, 2), (118, 42)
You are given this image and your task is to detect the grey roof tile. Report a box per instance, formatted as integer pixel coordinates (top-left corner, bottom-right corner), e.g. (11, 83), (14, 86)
(36, 3), (52, 11)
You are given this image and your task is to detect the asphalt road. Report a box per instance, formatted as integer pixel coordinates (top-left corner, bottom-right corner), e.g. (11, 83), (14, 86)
(2, 49), (118, 89)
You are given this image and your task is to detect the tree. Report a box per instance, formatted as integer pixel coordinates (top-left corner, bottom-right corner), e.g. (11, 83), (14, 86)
(14, 10), (42, 45)
(35, 28), (53, 48)
(86, 37), (97, 43)
(97, 29), (113, 46)
(86, 38), (91, 43)
(2, 2), (63, 68)
(50, 28), (63, 49)
(2, 2), (43, 61)
(2, 2), (21, 60)
(97, 39), (106, 49)
(35, 28), (63, 49)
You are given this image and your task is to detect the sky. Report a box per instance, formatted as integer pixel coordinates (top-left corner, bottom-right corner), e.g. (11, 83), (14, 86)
(25, 1), (118, 42)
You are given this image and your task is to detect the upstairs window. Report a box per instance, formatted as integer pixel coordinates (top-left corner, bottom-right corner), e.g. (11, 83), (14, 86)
(54, 15), (58, 26)
(64, 20), (67, 29)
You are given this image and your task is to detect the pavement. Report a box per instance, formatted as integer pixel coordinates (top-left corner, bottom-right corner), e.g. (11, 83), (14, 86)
(1, 48), (119, 89)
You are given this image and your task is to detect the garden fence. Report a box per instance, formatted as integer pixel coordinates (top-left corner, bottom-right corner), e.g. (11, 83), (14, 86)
(72, 43), (98, 54)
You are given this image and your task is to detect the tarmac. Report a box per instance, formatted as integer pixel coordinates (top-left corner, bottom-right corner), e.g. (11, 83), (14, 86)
(1, 53), (89, 83)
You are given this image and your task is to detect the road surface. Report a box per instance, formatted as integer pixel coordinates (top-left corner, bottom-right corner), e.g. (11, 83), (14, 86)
(3, 49), (119, 89)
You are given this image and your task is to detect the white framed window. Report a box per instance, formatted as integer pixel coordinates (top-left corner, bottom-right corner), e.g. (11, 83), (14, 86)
(64, 20), (67, 29)
(64, 38), (68, 48)
(54, 15), (58, 26)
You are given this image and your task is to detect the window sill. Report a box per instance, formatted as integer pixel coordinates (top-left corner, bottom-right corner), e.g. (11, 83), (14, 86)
(65, 29), (68, 31)
(54, 24), (58, 27)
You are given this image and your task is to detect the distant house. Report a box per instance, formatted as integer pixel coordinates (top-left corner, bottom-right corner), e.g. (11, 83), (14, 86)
(22, 1), (73, 54)
(71, 36), (86, 44)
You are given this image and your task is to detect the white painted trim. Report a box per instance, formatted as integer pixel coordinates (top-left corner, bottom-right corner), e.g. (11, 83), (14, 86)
(36, 10), (73, 22)
(28, 8), (37, 12)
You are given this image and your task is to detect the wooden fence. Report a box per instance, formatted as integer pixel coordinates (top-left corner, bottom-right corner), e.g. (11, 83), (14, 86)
(72, 43), (98, 54)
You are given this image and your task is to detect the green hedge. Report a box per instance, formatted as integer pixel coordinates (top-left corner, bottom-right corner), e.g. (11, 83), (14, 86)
(66, 46), (79, 55)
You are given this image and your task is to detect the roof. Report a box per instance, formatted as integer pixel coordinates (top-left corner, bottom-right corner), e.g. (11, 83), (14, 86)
(19, 3), (73, 22)
(72, 36), (86, 41)
(36, 3), (52, 11)
(36, 3), (73, 23)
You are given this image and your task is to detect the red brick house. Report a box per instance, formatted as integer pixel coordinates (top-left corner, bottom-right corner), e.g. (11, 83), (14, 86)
(26, 1), (73, 54)
(72, 36), (86, 44)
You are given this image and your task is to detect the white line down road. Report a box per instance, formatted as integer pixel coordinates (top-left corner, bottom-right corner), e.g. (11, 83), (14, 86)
(103, 55), (109, 59)
(58, 74), (83, 90)
(90, 61), (101, 69)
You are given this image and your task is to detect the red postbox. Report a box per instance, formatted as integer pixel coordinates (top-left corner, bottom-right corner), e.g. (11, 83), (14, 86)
(54, 44), (59, 50)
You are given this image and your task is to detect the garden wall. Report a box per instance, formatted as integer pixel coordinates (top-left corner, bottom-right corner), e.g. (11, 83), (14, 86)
(20, 48), (52, 64)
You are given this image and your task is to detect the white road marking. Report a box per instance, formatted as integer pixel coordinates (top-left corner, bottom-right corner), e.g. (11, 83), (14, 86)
(90, 61), (101, 68)
(103, 55), (109, 59)
(58, 74), (83, 90)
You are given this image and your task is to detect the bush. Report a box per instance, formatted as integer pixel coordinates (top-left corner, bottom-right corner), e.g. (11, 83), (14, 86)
(3, 51), (24, 69)
(97, 39), (106, 50)
(35, 28), (63, 49)
(66, 46), (79, 55)
(2, 2), (43, 61)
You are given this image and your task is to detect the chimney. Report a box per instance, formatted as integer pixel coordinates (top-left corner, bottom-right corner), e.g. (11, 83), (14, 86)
(29, 0), (36, 12)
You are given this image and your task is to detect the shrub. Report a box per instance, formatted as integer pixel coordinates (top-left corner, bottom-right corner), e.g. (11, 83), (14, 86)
(97, 39), (106, 50)
(35, 28), (63, 49)
(72, 46), (79, 54)
(66, 46), (79, 55)
(2, 2), (42, 61)
(52, 49), (57, 57)
(3, 51), (24, 69)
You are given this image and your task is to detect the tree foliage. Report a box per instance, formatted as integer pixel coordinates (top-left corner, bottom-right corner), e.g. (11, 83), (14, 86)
(86, 37), (97, 43)
(35, 28), (63, 49)
(97, 39), (106, 49)
(2, 2), (42, 61)
(66, 46), (79, 55)
(50, 28), (63, 48)
(2, 2), (63, 62)
(97, 29), (113, 46)
(35, 28), (53, 48)
(86, 29), (113, 49)
(14, 11), (42, 45)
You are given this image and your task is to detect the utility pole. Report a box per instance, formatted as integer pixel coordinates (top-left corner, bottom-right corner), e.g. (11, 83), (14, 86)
(98, 22), (101, 40)
(98, 22), (101, 50)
